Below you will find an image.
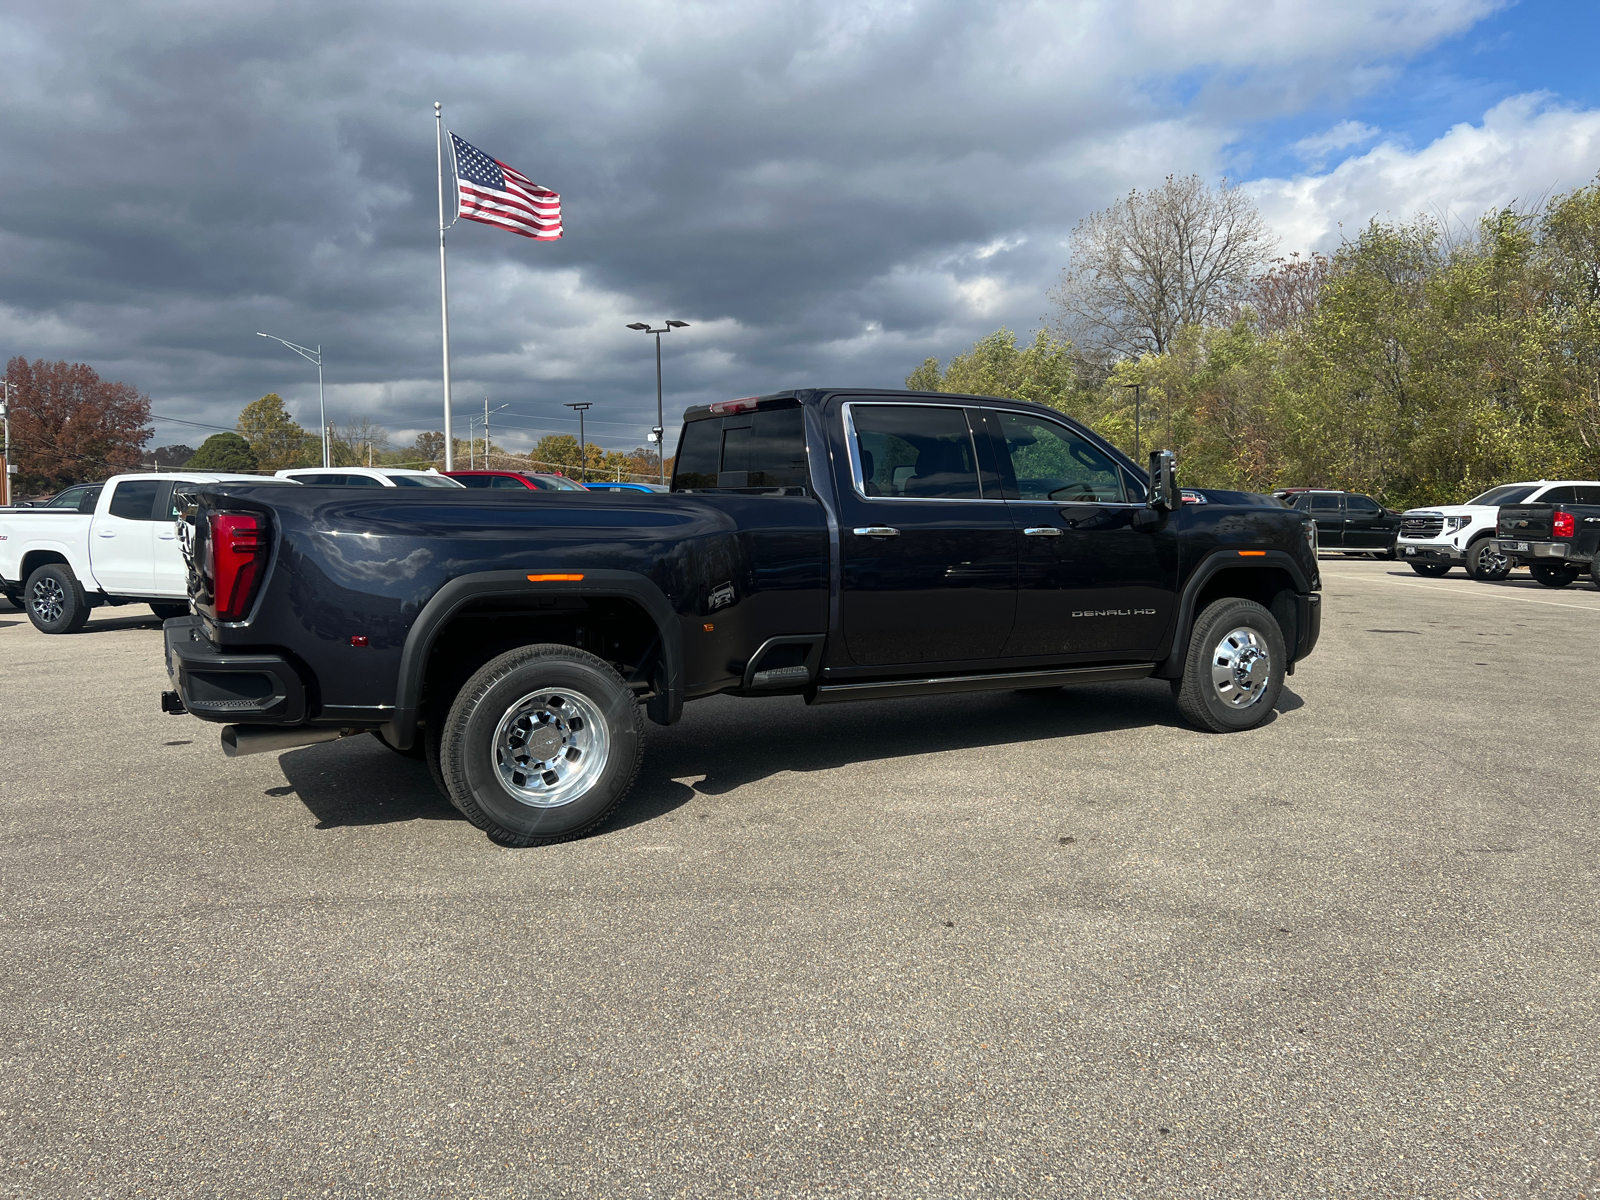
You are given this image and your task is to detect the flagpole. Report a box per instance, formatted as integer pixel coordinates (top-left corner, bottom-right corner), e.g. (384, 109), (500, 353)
(435, 101), (455, 471)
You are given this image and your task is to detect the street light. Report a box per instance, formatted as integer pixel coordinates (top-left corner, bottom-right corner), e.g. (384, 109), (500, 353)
(626, 320), (690, 484)
(257, 333), (328, 467)
(564, 402), (592, 482)
(1122, 382), (1144, 461)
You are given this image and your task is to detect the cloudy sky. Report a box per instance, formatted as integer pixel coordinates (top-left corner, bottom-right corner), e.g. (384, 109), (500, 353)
(3, 0), (1598, 457)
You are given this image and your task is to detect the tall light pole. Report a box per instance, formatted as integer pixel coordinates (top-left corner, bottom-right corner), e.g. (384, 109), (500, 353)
(564, 402), (592, 481)
(626, 320), (689, 484)
(257, 333), (329, 467)
(1122, 382), (1144, 461)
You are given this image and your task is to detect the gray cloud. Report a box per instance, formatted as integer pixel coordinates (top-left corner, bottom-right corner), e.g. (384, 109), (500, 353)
(0, 0), (1500, 451)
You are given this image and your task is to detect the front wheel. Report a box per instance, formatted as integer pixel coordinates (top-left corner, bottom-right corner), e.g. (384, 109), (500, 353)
(24, 563), (90, 634)
(1531, 563), (1580, 589)
(1174, 597), (1286, 733)
(1466, 539), (1511, 582)
(438, 644), (645, 845)
(1409, 562), (1451, 578)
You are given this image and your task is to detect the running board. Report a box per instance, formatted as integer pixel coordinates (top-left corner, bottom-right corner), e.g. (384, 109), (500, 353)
(807, 663), (1156, 705)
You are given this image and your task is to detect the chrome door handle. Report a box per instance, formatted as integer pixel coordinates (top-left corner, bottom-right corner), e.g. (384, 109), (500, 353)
(1023, 527), (1063, 537)
(852, 526), (899, 538)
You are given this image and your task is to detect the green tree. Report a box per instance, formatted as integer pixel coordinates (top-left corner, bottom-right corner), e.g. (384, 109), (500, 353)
(905, 328), (1087, 415)
(237, 394), (310, 471)
(186, 432), (259, 471)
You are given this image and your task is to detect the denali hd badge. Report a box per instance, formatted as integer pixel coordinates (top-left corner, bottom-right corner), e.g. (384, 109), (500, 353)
(708, 582), (736, 611)
(1072, 608), (1157, 618)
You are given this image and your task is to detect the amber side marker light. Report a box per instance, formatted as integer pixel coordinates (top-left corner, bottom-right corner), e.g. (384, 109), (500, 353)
(527, 573), (585, 582)
(1237, 550), (1266, 556)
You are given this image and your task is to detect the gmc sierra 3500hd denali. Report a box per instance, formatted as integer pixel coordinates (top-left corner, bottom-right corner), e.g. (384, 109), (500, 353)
(161, 388), (1323, 845)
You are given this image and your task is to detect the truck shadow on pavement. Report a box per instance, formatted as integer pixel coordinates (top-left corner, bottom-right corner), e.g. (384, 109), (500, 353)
(273, 680), (1298, 838)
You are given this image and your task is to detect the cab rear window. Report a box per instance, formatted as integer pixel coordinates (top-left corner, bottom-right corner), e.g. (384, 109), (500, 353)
(674, 407), (808, 492)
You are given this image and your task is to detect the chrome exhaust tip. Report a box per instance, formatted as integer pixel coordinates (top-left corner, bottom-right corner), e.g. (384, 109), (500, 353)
(220, 724), (350, 758)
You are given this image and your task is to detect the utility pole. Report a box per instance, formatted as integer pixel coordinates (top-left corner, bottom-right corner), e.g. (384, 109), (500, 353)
(1, 380), (13, 507)
(565, 402), (592, 482)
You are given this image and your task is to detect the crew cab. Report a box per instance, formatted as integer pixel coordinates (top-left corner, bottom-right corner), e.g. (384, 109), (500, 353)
(1493, 488), (1600, 588)
(0, 472), (262, 632)
(1396, 481), (1600, 579)
(1276, 489), (1399, 557)
(161, 389), (1323, 846)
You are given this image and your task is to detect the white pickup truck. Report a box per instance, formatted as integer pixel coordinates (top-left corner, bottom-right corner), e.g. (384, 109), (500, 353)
(0, 472), (263, 632)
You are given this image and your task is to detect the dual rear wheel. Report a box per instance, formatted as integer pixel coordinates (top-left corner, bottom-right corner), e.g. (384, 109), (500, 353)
(427, 644), (644, 846)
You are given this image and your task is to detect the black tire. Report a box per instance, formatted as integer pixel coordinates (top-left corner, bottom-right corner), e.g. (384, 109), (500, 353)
(1592, 557), (1600, 590)
(1531, 562), (1580, 589)
(148, 601), (190, 621)
(1466, 538), (1511, 582)
(1174, 597), (1286, 734)
(437, 644), (645, 845)
(24, 563), (90, 634)
(1408, 562), (1451, 577)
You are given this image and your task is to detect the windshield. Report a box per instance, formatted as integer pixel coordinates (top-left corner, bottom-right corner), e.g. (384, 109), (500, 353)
(1466, 484), (1536, 506)
(386, 473), (464, 488)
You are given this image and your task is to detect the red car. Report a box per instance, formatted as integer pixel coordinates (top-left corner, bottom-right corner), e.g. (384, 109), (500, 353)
(443, 471), (590, 492)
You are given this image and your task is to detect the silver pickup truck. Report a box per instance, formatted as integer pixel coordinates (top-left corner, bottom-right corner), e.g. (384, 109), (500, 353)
(1, 472), (260, 632)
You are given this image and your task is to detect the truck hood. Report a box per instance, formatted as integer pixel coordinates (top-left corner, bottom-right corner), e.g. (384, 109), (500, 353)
(1401, 504), (1494, 518)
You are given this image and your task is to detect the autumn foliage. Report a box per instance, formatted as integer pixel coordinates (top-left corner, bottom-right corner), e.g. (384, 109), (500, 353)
(4, 357), (152, 495)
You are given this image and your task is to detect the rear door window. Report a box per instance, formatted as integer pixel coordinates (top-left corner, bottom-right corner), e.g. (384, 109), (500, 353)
(107, 479), (163, 520)
(850, 405), (982, 500)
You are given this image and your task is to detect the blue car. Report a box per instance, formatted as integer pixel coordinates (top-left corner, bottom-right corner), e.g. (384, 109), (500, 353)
(584, 482), (669, 493)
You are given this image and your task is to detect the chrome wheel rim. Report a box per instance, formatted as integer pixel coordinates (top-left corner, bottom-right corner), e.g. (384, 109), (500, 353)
(1210, 625), (1271, 709)
(491, 687), (609, 809)
(30, 577), (65, 623)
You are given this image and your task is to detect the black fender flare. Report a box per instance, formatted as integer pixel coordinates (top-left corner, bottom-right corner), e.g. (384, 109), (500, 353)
(1154, 549), (1315, 679)
(380, 568), (683, 748)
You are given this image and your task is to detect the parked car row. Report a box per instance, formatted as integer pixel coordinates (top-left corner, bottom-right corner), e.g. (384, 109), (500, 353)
(0, 467), (669, 632)
(1269, 478), (1600, 590)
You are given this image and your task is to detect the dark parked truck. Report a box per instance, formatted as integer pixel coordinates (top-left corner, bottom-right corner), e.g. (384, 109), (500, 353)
(1494, 494), (1600, 587)
(161, 389), (1323, 844)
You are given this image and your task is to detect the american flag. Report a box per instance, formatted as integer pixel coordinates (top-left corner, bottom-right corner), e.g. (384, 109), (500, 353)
(450, 132), (562, 241)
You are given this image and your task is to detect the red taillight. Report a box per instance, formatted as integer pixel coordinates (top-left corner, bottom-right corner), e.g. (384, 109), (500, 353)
(209, 512), (267, 620)
(1554, 510), (1575, 538)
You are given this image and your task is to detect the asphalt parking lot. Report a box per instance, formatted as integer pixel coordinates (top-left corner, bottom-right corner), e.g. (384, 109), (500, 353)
(2, 558), (1598, 1198)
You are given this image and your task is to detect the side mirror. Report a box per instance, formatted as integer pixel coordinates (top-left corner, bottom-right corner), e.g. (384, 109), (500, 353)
(1147, 450), (1177, 512)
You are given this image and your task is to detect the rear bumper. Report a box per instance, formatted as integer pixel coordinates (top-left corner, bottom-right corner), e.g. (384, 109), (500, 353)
(1398, 541), (1463, 563)
(1493, 539), (1589, 564)
(163, 616), (306, 724)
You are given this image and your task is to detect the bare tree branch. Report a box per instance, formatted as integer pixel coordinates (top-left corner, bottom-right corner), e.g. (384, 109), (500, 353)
(1050, 174), (1275, 361)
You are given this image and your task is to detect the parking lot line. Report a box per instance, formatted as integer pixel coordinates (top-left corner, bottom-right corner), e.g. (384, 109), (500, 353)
(1337, 571), (1600, 613)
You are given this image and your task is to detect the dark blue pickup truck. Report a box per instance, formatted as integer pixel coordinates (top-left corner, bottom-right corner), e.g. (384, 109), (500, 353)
(163, 388), (1322, 844)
